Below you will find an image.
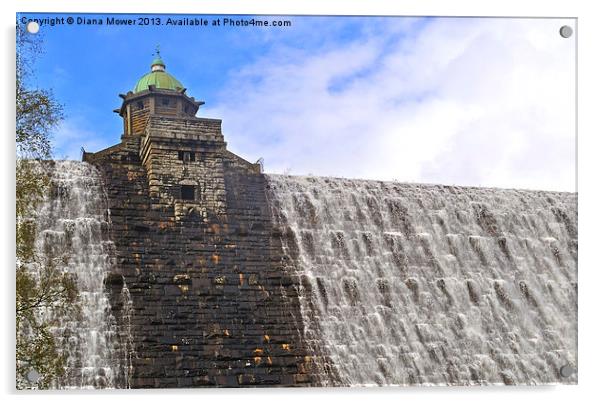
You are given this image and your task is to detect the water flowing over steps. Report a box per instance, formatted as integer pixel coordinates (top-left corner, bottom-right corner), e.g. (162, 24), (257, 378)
(27, 161), (131, 388)
(29, 160), (577, 387)
(266, 174), (577, 386)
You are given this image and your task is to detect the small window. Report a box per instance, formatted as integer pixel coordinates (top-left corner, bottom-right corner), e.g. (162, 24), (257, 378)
(184, 105), (190, 114)
(177, 151), (195, 162)
(136, 101), (144, 110)
(181, 185), (195, 201)
(161, 98), (170, 106)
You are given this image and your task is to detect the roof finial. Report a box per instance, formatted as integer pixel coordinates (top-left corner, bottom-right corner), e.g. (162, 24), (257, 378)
(150, 45), (166, 72)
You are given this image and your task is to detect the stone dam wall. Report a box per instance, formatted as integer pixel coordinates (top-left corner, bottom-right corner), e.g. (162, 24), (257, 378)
(89, 136), (322, 388)
(267, 175), (577, 386)
(77, 130), (576, 388)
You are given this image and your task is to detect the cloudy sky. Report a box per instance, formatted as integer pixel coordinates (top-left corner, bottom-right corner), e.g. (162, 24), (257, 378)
(20, 14), (575, 191)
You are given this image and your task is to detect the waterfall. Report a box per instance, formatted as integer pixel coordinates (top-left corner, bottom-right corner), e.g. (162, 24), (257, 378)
(266, 174), (577, 386)
(25, 161), (129, 389)
(119, 283), (135, 389)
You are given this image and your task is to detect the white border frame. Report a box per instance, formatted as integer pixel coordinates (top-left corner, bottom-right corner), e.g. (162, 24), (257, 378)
(3, 2), (600, 403)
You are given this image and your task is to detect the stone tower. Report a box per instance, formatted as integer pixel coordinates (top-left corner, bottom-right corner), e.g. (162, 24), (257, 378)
(104, 52), (257, 220)
(82, 53), (319, 388)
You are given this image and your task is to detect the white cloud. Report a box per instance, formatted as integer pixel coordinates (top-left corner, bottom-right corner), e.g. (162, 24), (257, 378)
(204, 18), (575, 191)
(52, 118), (113, 160)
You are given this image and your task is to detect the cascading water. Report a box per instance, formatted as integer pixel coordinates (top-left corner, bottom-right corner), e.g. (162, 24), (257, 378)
(119, 283), (135, 389)
(26, 161), (130, 389)
(267, 175), (577, 386)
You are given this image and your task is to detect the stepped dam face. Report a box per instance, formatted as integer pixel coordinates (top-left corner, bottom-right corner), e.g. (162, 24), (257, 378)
(21, 161), (131, 389)
(267, 175), (577, 386)
(27, 159), (577, 388)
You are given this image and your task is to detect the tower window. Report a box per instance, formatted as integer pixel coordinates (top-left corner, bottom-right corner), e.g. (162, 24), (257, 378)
(161, 98), (170, 106)
(177, 151), (195, 162)
(136, 101), (144, 110)
(181, 185), (195, 201)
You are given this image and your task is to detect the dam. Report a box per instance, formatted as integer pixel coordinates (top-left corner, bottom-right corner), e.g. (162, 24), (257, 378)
(26, 54), (577, 388)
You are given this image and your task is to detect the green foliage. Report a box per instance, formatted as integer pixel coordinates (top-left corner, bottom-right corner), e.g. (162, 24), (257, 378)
(16, 25), (63, 160)
(15, 25), (77, 389)
(15, 314), (64, 390)
(15, 160), (48, 261)
(15, 265), (78, 389)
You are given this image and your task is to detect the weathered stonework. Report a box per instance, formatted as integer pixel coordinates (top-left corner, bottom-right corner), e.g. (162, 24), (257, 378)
(84, 88), (322, 387)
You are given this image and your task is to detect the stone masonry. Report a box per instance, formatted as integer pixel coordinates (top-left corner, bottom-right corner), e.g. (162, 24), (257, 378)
(83, 85), (322, 387)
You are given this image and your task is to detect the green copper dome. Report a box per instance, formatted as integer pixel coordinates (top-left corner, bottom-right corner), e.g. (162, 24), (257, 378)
(133, 71), (183, 93)
(133, 54), (184, 93)
(150, 55), (165, 67)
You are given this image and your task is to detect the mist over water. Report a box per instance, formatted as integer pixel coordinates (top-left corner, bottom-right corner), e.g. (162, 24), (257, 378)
(267, 174), (577, 386)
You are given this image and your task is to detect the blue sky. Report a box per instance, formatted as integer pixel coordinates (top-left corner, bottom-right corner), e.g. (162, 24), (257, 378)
(17, 13), (575, 191)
